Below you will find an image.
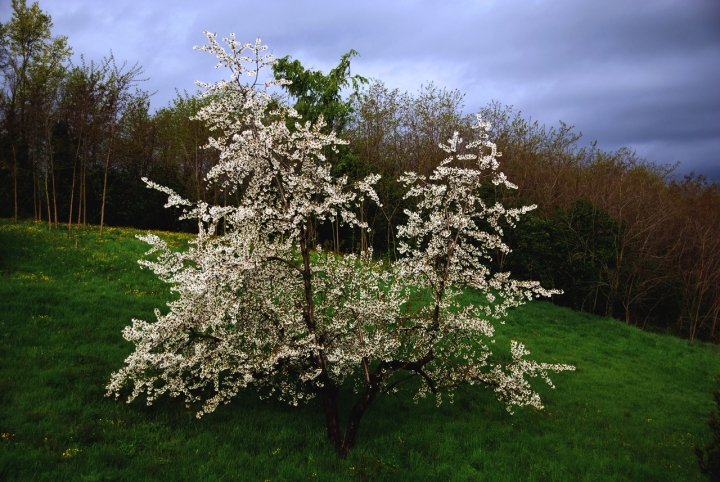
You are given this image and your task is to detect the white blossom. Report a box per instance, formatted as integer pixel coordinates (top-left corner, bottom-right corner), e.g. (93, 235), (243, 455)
(107, 34), (574, 455)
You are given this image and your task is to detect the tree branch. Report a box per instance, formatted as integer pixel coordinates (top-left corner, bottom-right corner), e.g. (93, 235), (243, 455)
(263, 255), (303, 274)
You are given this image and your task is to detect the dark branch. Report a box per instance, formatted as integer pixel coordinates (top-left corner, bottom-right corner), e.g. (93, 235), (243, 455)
(263, 256), (304, 274)
(189, 328), (222, 343)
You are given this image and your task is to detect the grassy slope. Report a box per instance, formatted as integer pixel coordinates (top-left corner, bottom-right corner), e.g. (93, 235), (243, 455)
(0, 219), (717, 481)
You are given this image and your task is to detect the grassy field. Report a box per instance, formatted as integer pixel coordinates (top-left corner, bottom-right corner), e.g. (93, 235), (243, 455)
(0, 218), (718, 481)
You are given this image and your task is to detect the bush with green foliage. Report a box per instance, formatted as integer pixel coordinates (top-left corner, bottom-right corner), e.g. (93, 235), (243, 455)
(505, 199), (622, 316)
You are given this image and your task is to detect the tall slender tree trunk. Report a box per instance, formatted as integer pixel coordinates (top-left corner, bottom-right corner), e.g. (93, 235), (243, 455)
(68, 145), (80, 231)
(99, 125), (114, 235)
(76, 167), (82, 229)
(47, 126), (59, 228)
(44, 160), (52, 230)
(82, 161), (87, 228)
(77, 162), (85, 229)
(11, 143), (18, 222)
(32, 151), (38, 221)
(710, 303), (720, 340)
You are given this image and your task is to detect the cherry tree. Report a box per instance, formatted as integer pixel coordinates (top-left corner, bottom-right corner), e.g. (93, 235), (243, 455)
(107, 33), (574, 457)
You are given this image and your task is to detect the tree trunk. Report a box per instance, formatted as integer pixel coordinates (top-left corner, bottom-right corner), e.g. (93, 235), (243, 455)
(320, 385), (342, 450)
(47, 126), (59, 228)
(68, 144), (80, 231)
(337, 353), (434, 457)
(32, 151), (38, 221)
(298, 227), (343, 450)
(77, 161), (85, 229)
(100, 126), (114, 235)
(340, 374), (382, 457)
(11, 143), (18, 222)
(44, 160), (52, 230)
(82, 161), (87, 227)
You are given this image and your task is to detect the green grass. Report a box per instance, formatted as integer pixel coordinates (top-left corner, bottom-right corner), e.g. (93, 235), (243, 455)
(0, 218), (718, 481)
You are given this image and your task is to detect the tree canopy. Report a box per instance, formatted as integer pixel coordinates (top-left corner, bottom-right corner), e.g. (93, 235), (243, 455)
(107, 33), (574, 457)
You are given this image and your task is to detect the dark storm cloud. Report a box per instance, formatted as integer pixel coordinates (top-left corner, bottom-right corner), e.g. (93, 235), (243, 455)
(2, 0), (718, 177)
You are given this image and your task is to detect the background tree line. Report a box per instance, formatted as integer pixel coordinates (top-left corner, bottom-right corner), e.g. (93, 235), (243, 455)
(0, 0), (218, 233)
(1, 0), (718, 342)
(344, 84), (720, 342)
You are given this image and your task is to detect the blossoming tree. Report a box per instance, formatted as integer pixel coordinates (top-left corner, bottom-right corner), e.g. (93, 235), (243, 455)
(107, 33), (574, 457)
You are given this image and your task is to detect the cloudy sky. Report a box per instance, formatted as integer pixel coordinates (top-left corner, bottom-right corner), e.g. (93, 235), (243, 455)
(3, 0), (719, 178)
